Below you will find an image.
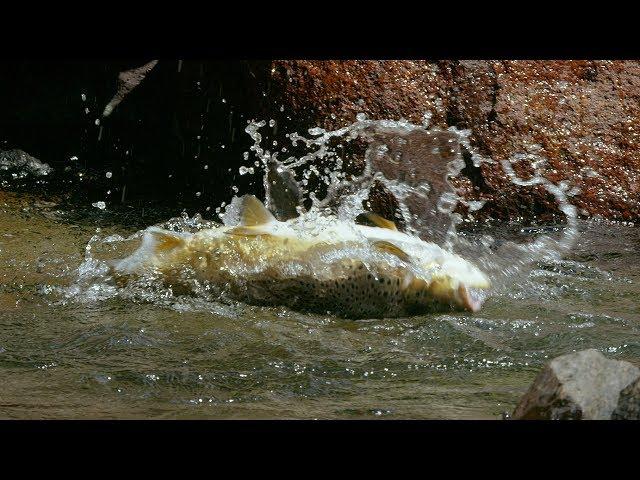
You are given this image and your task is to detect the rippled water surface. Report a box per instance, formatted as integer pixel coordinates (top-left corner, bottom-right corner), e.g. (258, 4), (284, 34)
(1, 190), (639, 419)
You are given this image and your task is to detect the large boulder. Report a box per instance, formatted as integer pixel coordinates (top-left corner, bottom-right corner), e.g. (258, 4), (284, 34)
(512, 349), (640, 420)
(271, 60), (640, 222)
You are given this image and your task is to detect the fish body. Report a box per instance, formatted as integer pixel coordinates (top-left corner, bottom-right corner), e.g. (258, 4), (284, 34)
(113, 195), (490, 319)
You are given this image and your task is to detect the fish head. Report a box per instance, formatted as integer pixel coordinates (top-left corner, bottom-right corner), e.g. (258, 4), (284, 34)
(366, 218), (492, 314)
(421, 255), (491, 313)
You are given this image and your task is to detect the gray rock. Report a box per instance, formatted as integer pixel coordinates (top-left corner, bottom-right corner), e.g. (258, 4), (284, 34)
(513, 349), (640, 420)
(0, 149), (52, 177)
(612, 378), (640, 420)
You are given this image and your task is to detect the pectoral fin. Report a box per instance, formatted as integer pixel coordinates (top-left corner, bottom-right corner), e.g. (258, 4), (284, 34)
(373, 240), (410, 262)
(357, 212), (398, 231)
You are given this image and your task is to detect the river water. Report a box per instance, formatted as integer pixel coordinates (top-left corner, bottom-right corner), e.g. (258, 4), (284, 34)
(1, 189), (639, 419)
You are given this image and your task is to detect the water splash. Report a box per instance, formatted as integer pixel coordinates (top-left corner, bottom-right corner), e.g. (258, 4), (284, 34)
(239, 114), (579, 283)
(69, 113), (579, 312)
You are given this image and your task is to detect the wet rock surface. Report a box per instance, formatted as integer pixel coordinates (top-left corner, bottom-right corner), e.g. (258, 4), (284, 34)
(2, 60), (640, 222)
(272, 60), (640, 222)
(512, 349), (640, 420)
(270, 60), (450, 129)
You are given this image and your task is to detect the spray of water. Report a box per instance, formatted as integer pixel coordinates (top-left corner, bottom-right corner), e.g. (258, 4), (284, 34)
(241, 114), (579, 282)
(68, 113), (579, 310)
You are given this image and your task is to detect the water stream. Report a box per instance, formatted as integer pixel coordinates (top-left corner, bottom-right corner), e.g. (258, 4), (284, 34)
(0, 117), (638, 419)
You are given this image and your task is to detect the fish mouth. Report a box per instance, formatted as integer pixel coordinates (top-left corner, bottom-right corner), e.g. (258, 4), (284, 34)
(458, 284), (485, 313)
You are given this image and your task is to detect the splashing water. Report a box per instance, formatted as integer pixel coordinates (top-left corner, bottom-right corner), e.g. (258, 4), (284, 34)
(244, 115), (578, 287)
(67, 114), (580, 312)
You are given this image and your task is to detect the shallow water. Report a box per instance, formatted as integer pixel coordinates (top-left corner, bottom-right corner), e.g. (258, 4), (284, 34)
(1, 190), (639, 419)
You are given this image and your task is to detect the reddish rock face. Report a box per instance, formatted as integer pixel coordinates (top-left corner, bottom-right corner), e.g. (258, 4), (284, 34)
(271, 60), (640, 222)
(271, 60), (451, 128)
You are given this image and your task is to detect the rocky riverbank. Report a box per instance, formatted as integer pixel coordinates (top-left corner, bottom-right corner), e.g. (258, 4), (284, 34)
(2, 60), (639, 222)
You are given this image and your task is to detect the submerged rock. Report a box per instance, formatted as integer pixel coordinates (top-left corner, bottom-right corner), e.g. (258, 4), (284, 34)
(612, 378), (640, 420)
(512, 349), (640, 420)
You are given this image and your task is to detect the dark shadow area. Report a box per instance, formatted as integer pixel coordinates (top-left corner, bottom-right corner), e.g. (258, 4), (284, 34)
(0, 60), (293, 220)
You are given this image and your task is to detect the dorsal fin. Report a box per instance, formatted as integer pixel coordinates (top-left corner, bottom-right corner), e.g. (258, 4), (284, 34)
(373, 240), (410, 262)
(239, 195), (276, 226)
(357, 212), (398, 231)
